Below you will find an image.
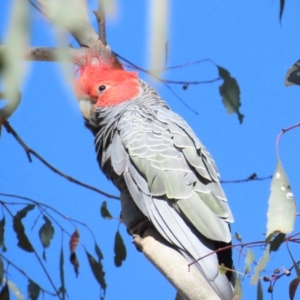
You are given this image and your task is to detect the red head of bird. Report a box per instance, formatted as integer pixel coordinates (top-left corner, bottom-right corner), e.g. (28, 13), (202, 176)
(74, 50), (140, 119)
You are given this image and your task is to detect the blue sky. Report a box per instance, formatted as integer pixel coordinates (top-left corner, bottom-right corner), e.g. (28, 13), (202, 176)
(1, 0), (300, 299)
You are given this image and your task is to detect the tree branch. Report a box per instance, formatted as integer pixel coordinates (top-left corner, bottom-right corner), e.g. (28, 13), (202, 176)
(221, 173), (272, 184)
(134, 228), (220, 300)
(2, 120), (119, 200)
(93, 9), (107, 46)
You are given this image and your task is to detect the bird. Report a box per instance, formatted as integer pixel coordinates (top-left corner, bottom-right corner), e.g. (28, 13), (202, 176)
(73, 49), (235, 300)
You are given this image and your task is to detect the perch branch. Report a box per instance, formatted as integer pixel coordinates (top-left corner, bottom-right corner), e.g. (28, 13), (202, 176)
(134, 228), (220, 300)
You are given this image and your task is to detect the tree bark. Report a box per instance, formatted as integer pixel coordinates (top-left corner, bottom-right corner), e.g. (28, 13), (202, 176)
(134, 228), (220, 300)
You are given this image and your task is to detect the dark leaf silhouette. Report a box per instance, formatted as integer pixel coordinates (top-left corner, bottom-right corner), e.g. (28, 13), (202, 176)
(95, 242), (104, 261)
(86, 250), (107, 292)
(289, 278), (299, 300)
(0, 216), (7, 252)
(59, 246), (66, 300)
(114, 230), (126, 267)
(0, 256), (3, 286)
(257, 280), (263, 300)
(39, 215), (55, 260)
(28, 280), (40, 300)
(13, 204), (35, 252)
(270, 233), (285, 252)
(0, 282), (9, 300)
(218, 66), (244, 123)
(279, 0), (285, 22)
(285, 60), (300, 86)
(100, 201), (112, 220)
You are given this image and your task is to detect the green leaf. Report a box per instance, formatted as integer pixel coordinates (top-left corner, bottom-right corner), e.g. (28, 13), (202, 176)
(232, 275), (243, 300)
(0, 216), (7, 252)
(218, 65), (244, 124)
(257, 279), (263, 300)
(0, 256), (3, 286)
(114, 230), (126, 267)
(100, 201), (112, 219)
(85, 250), (107, 292)
(251, 245), (270, 285)
(13, 204), (35, 252)
(235, 232), (242, 242)
(266, 160), (296, 238)
(289, 278), (299, 300)
(39, 216), (54, 260)
(270, 233), (285, 252)
(27, 280), (40, 300)
(244, 248), (255, 275)
(59, 246), (66, 300)
(46, 0), (88, 30)
(284, 60), (300, 87)
(0, 282), (9, 300)
(6, 280), (24, 300)
(95, 242), (104, 261)
(148, 0), (168, 75)
(1, 0), (30, 119)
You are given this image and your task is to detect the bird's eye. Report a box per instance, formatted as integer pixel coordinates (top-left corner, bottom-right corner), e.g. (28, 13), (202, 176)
(98, 85), (106, 92)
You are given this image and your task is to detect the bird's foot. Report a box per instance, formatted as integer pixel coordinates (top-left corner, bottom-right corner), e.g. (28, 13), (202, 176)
(132, 234), (143, 252)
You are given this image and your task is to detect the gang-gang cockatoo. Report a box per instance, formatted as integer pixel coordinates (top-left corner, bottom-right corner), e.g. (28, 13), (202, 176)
(74, 49), (234, 300)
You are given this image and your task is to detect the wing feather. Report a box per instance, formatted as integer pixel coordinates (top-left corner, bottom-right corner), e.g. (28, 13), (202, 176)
(110, 105), (234, 299)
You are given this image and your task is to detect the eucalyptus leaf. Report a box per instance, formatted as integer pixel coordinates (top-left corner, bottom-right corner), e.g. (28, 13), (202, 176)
(289, 278), (299, 300)
(0, 256), (3, 286)
(13, 204), (35, 252)
(218, 65), (244, 123)
(244, 248), (255, 274)
(100, 201), (112, 220)
(6, 279), (24, 300)
(266, 160), (296, 238)
(27, 280), (40, 300)
(85, 250), (107, 292)
(39, 216), (54, 260)
(270, 233), (285, 252)
(59, 246), (66, 300)
(285, 60), (300, 87)
(95, 242), (104, 261)
(0, 282), (9, 300)
(1, 0), (30, 119)
(232, 275), (243, 300)
(251, 245), (270, 285)
(0, 216), (7, 251)
(257, 279), (263, 300)
(114, 230), (126, 267)
(279, 0), (285, 22)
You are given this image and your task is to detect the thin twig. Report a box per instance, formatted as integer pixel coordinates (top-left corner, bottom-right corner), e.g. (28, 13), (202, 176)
(28, 0), (45, 16)
(276, 122), (300, 159)
(188, 240), (266, 268)
(113, 51), (221, 85)
(2, 120), (119, 200)
(0, 253), (57, 297)
(33, 249), (62, 299)
(93, 9), (107, 46)
(221, 173), (272, 184)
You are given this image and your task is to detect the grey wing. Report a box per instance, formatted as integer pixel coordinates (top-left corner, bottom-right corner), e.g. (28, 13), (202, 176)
(111, 106), (233, 299)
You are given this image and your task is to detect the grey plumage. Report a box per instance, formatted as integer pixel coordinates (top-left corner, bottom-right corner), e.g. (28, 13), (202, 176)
(85, 80), (234, 300)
